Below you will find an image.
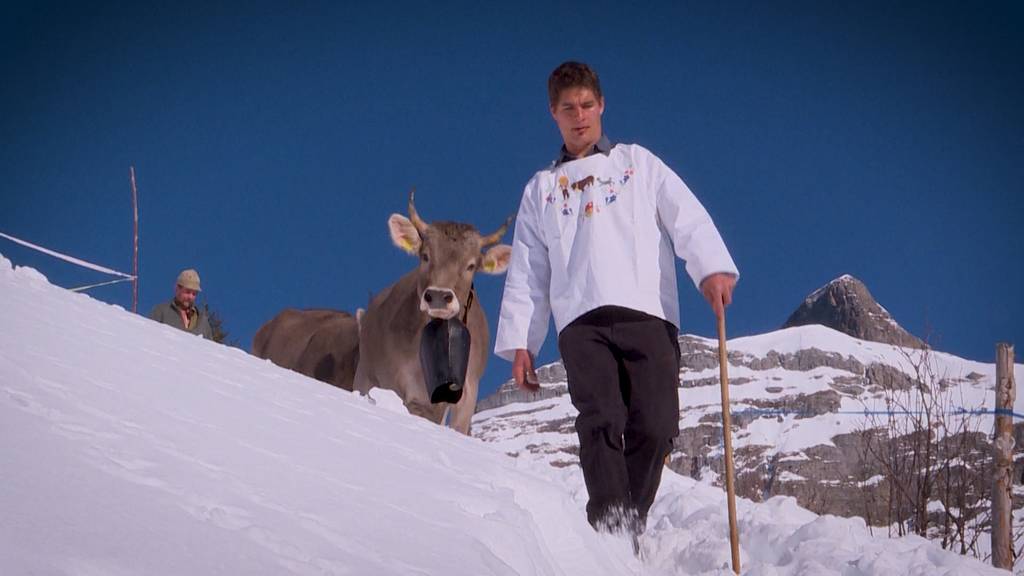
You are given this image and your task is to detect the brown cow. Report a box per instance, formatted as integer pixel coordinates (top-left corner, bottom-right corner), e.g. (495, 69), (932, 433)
(354, 191), (512, 435)
(253, 309), (360, 391)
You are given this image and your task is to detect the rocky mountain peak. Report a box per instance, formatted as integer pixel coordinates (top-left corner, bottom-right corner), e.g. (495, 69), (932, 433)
(782, 275), (925, 348)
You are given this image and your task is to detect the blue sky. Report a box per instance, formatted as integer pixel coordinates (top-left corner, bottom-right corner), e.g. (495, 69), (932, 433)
(2, 2), (1021, 400)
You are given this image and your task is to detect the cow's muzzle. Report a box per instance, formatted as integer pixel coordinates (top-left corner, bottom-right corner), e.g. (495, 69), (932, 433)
(421, 287), (461, 319)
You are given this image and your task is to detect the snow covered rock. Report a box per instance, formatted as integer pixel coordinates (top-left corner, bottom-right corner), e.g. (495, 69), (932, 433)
(782, 274), (926, 348)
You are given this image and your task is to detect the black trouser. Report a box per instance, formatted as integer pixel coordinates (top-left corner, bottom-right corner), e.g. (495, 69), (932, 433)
(557, 306), (681, 531)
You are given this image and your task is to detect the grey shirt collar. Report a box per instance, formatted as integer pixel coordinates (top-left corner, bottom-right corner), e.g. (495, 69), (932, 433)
(554, 134), (613, 166)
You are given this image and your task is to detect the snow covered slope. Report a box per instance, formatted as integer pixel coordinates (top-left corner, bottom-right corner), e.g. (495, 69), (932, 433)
(0, 253), (1009, 575)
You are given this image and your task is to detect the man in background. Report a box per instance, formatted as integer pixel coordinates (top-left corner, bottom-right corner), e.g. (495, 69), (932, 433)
(149, 268), (213, 340)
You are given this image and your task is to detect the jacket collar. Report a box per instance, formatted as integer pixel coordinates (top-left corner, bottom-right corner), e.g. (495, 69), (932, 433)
(171, 299), (197, 316)
(554, 134), (613, 166)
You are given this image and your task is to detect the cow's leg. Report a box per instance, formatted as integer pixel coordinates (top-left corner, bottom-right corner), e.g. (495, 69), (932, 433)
(406, 399), (445, 425)
(353, 360), (373, 395)
(447, 377), (479, 435)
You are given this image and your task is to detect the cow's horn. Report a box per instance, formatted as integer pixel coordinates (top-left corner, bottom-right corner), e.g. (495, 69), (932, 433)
(480, 214), (514, 247)
(407, 188), (428, 235)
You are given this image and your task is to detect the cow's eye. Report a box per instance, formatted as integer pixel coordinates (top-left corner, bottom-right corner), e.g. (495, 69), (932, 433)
(420, 252), (429, 263)
(467, 262), (476, 272)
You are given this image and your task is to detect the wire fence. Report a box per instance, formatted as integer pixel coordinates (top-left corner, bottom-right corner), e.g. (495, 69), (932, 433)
(726, 406), (1024, 420)
(0, 231), (135, 291)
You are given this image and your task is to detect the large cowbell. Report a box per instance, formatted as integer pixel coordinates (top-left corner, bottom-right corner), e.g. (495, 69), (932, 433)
(419, 317), (471, 404)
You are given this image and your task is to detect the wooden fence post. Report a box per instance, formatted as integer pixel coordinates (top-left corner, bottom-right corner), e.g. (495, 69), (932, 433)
(992, 343), (1015, 571)
(130, 166), (139, 314)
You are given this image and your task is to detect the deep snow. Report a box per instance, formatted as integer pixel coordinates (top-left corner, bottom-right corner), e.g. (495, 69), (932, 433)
(0, 253), (1011, 575)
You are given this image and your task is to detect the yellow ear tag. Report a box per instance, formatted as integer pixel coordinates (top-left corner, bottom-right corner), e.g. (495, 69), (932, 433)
(483, 260), (495, 272)
(400, 238), (414, 252)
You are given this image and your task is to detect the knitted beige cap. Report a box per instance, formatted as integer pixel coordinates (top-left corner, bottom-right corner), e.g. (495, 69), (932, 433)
(176, 269), (201, 292)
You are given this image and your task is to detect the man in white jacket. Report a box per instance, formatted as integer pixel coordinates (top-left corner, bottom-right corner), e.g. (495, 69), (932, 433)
(494, 61), (739, 543)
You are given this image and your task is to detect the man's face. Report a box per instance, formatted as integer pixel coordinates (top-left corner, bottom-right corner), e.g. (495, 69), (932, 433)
(174, 284), (198, 309)
(550, 86), (604, 157)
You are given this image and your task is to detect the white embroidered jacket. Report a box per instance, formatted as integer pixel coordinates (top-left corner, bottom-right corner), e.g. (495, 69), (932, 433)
(494, 143), (739, 361)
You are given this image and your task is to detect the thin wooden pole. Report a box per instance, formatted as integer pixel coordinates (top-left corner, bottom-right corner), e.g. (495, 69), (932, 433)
(130, 166), (139, 313)
(992, 343), (1015, 571)
(718, 313), (741, 574)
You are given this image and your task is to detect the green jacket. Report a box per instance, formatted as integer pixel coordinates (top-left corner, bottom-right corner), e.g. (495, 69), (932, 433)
(149, 300), (214, 340)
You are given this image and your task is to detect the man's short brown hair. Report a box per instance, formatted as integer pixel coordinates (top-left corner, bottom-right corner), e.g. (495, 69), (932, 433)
(548, 61), (602, 108)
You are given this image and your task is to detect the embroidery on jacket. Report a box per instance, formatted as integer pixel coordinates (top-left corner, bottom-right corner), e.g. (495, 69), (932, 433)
(554, 175), (573, 215)
(597, 176), (616, 205)
(571, 175), (595, 193)
(607, 167), (634, 205)
(558, 175), (570, 201)
(552, 167), (633, 219)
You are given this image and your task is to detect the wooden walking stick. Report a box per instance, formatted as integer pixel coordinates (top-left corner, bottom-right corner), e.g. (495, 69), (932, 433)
(718, 311), (741, 574)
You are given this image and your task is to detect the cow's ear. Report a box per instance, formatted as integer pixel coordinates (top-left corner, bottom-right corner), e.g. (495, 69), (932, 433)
(481, 244), (512, 275)
(388, 214), (421, 255)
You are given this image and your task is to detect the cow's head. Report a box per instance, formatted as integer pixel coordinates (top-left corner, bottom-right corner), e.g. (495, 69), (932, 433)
(388, 190), (513, 320)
